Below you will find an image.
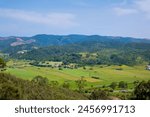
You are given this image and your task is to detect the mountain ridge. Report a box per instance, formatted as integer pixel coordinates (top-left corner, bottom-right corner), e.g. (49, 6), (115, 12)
(1, 34), (150, 66)
(1, 34), (150, 47)
(1, 34), (150, 54)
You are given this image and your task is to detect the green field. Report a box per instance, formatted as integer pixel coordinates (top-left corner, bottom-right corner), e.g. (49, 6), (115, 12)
(5, 60), (150, 89)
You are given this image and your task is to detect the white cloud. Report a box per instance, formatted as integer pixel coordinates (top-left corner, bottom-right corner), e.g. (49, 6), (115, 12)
(0, 8), (77, 28)
(114, 7), (138, 16)
(114, 0), (150, 18)
(135, 0), (150, 18)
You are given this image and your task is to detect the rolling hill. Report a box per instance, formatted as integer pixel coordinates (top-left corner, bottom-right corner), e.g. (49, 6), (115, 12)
(1, 34), (150, 66)
(1, 34), (150, 50)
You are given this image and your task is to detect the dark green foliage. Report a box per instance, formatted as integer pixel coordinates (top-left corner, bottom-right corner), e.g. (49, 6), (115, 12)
(49, 81), (59, 87)
(58, 67), (63, 70)
(91, 76), (100, 79)
(0, 83), (22, 100)
(133, 80), (140, 87)
(75, 78), (87, 93)
(134, 80), (150, 100)
(110, 54), (125, 65)
(62, 81), (70, 89)
(0, 58), (6, 68)
(1, 35), (150, 66)
(89, 89), (109, 100)
(0, 73), (87, 100)
(109, 82), (117, 90)
(10, 41), (150, 66)
(118, 81), (128, 89)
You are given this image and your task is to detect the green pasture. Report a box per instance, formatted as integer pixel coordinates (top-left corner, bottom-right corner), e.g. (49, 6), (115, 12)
(5, 60), (150, 89)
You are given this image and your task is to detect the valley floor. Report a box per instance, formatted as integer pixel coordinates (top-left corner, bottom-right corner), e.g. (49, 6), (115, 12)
(5, 60), (150, 89)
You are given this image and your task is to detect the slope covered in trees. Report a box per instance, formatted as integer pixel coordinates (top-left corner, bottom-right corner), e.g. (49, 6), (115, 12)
(12, 41), (150, 66)
(1, 34), (150, 66)
(0, 73), (87, 100)
(1, 34), (150, 53)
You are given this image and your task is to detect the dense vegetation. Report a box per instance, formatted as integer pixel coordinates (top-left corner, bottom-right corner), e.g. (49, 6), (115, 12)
(0, 58), (6, 68)
(1, 34), (150, 66)
(0, 73), (87, 100)
(12, 42), (150, 66)
(133, 80), (150, 100)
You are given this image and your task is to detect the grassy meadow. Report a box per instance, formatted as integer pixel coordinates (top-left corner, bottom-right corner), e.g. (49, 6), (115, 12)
(4, 60), (150, 89)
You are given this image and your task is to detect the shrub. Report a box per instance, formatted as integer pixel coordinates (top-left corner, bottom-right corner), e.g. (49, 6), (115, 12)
(89, 89), (109, 100)
(133, 80), (150, 100)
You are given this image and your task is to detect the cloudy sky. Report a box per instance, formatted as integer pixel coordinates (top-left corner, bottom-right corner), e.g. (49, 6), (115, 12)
(0, 0), (150, 38)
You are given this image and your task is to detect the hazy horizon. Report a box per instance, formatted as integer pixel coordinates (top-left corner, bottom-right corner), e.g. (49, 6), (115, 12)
(0, 33), (150, 40)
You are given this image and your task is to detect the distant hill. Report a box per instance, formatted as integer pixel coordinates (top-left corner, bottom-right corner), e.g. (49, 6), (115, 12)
(1, 34), (150, 50)
(1, 34), (150, 66)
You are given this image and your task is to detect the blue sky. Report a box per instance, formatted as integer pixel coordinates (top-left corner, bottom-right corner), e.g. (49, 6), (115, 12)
(0, 0), (150, 38)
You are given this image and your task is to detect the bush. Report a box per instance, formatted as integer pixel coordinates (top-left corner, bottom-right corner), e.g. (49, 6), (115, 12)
(0, 83), (22, 100)
(115, 68), (123, 70)
(32, 76), (49, 85)
(133, 80), (150, 100)
(75, 78), (87, 93)
(0, 58), (6, 69)
(91, 76), (100, 79)
(109, 82), (117, 90)
(118, 81), (128, 89)
(89, 89), (109, 100)
(62, 81), (70, 89)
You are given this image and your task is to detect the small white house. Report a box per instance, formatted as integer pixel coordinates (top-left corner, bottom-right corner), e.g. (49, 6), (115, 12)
(17, 50), (28, 54)
(146, 65), (150, 70)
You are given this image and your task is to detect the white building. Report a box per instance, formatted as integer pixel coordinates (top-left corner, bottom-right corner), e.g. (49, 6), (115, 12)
(146, 65), (150, 70)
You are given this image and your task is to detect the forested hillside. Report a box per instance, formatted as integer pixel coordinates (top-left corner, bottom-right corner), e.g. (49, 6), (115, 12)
(1, 34), (150, 52)
(12, 41), (150, 66)
(1, 34), (150, 66)
(0, 73), (87, 100)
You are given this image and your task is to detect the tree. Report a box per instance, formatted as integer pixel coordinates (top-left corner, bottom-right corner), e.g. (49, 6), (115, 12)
(0, 73), (87, 100)
(32, 76), (48, 85)
(0, 83), (22, 100)
(89, 89), (109, 100)
(118, 81), (128, 89)
(109, 82), (117, 90)
(50, 81), (59, 87)
(62, 81), (70, 89)
(133, 80), (139, 87)
(134, 80), (150, 100)
(0, 58), (6, 69)
(75, 77), (86, 93)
